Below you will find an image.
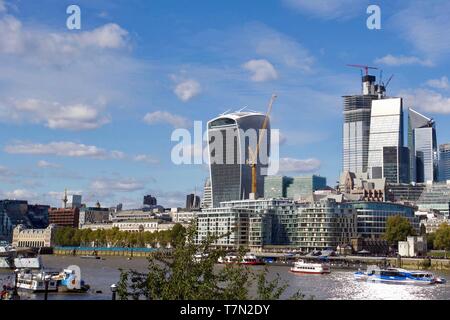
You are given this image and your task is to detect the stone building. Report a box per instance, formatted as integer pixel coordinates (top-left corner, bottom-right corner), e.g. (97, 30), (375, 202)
(12, 224), (56, 248)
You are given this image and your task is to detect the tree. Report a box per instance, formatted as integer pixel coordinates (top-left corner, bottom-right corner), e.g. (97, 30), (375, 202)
(434, 223), (450, 251)
(116, 224), (303, 300)
(384, 215), (416, 245)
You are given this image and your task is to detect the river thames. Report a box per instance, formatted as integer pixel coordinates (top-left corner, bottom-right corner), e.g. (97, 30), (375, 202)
(1, 256), (449, 300)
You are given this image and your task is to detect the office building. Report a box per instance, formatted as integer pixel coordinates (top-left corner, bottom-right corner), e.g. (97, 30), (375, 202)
(67, 195), (82, 209)
(186, 193), (201, 210)
(264, 176), (290, 198)
(79, 207), (111, 228)
(143, 195), (157, 206)
(208, 111), (270, 207)
(386, 183), (426, 203)
(440, 143), (450, 181)
(342, 74), (379, 174)
(416, 181), (450, 217)
(286, 175), (327, 201)
(367, 98), (407, 182)
(408, 109), (438, 183)
(341, 202), (419, 239)
(382, 146), (409, 184)
(201, 178), (212, 209)
(48, 207), (80, 228)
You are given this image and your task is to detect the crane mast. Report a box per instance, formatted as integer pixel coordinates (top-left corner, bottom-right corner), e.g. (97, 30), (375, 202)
(249, 94), (277, 198)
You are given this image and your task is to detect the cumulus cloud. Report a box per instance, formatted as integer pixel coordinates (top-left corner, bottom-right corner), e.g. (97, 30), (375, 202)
(243, 59), (278, 82)
(143, 111), (190, 128)
(37, 160), (61, 168)
(133, 154), (159, 164)
(426, 76), (449, 90)
(400, 88), (450, 114)
(0, 98), (110, 130)
(283, 0), (368, 20)
(4, 141), (115, 159)
(277, 157), (321, 173)
(0, 15), (128, 57)
(374, 54), (433, 67)
(3, 189), (38, 200)
(391, 2), (450, 59)
(174, 79), (201, 102)
(90, 178), (145, 193)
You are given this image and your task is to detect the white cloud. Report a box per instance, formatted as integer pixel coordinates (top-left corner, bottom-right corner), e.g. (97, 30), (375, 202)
(426, 76), (449, 90)
(392, 2), (450, 59)
(174, 79), (201, 102)
(0, 98), (110, 130)
(283, 0), (368, 20)
(133, 154), (159, 164)
(0, 15), (129, 57)
(278, 157), (321, 173)
(4, 141), (113, 159)
(90, 178), (145, 193)
(4, 189), (37, 200)
(243, 59), (278, 82)
(399, 88), (450, 114)
(374, 54), (433, 67)
(143, 111), (190, 128)
(37, 160), (61, 168)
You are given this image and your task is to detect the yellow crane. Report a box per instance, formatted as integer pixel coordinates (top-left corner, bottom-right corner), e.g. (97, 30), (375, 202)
(248, 94), (277, 197)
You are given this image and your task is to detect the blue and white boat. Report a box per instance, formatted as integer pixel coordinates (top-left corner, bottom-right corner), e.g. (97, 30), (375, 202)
(354, 266), (440, 285)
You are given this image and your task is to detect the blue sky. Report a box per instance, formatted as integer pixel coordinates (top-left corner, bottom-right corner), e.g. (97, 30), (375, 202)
(0, 0), (449, 208)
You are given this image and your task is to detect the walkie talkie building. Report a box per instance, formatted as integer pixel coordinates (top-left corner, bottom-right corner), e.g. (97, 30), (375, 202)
(207, 112), (270, 207)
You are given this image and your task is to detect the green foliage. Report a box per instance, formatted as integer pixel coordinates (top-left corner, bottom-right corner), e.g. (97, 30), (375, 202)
(427, 232), (436, 250)
(116, 224), (302, 300)
(384, 215), (416, 245)
(54, 224), (186, 248)
(433, 223), (450, 251)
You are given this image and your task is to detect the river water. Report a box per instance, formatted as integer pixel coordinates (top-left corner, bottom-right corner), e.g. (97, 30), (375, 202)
(1, 255), (449, 300)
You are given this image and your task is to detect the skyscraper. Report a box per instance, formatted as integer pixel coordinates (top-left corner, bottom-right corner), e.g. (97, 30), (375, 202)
(207, 111), (270, 207)
(408, 109), (438, 183)
(367, 97), (408, 182)
(185, 193), (200, 210)
(342, 74), (379, 174)
(440, 143), (450, 181)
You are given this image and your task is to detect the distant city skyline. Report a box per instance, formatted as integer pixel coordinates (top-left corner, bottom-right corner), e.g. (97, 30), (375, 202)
(1, 0), (450, 209)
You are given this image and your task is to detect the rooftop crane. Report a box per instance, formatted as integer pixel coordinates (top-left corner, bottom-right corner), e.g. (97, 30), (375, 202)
(346, 64), (378, 76)
(248, 94), (277, 197)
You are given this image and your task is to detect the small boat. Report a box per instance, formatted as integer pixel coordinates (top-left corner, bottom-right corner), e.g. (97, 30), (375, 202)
(16, 269), (58, 292)
(241, 253), (265, 266)
(290, 259), (331, 274)
(80, 255), (101, 260)
(218, 254), (239, 264)
(354, 266), (438, 285)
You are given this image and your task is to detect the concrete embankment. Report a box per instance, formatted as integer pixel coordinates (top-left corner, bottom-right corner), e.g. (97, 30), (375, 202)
(53, 247), (163, 258)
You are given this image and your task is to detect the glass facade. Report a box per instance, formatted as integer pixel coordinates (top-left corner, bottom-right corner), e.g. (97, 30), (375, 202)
(263, 176), (290, 198)
(368, 98), (404, 180)
(408, 109), (438, 183)
(342, 202), (419, 239)
(439, 143), (450, 182)
(382, 146), (409, 184)
(416, 182), (450, 217)
(342, 94), (378, 174)
(207, 112), (269, 207)
(286, 175), (327, 200)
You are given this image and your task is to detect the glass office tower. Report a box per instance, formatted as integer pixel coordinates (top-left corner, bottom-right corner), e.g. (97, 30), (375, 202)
(408, 108), (438, 183)
(367, 98), (406, 181)
(342, 75), (379, 174)
(207, 112), (270, 207)
(440, 143), (450, 181)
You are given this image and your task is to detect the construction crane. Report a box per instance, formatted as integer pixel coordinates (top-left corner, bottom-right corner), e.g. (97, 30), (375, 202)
(346, 64), (378, 76)
(248, 94), (277, 197)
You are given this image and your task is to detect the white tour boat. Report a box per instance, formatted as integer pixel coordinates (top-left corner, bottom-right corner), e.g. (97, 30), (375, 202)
(16, 269), (58, 292)
(290, 259), (331, 274)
